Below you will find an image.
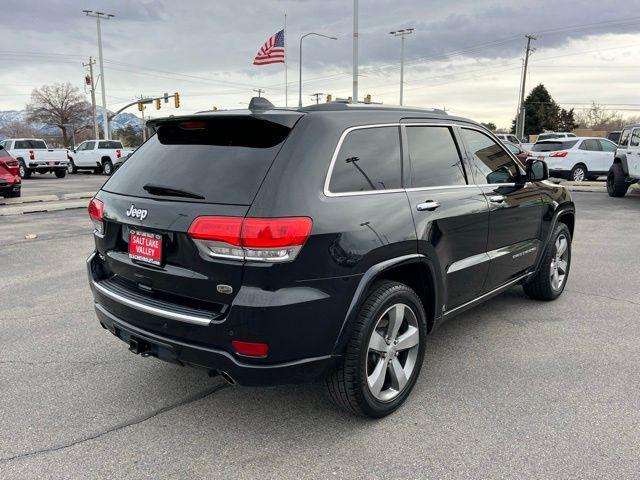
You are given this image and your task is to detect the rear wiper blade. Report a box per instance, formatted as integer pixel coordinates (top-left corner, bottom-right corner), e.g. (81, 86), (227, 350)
(142, 183), (205, 200)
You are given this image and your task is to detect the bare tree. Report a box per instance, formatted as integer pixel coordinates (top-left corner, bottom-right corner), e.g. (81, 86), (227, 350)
(0, 119), (37, 138)
(577, 101), (623, 130)
(26, 83), (93, 146)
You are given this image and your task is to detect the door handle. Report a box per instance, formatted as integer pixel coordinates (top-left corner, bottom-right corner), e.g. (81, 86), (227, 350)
(416, 200), (440, 211)
(488, 194), (506, 204)
(627, 151), (632, 154)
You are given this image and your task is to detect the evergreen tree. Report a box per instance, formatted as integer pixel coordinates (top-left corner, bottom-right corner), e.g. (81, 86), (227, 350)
(511, 84), (569, 136)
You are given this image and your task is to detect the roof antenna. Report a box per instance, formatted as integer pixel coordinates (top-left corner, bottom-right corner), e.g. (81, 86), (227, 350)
(249, 96), (275, 111)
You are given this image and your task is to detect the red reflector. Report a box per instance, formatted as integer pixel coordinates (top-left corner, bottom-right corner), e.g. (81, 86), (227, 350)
(188, 216), (243, 245)
(88, 197), (104, 222)
(241, 217), (313, 248)
(232, 340), (269, 357)
(29, 150), (35, 160)
(179, 121), (206, 130)
(116, 149), (121, 159)
(550, 151), (568, 157)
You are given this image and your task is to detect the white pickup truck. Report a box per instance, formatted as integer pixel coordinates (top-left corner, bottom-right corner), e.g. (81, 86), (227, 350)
(0, 138), (69, 179)
(68, 140), (133, 176)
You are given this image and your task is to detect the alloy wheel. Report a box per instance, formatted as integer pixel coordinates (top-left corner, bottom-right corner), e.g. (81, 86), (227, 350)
(550, 234), (569, 291)
(572, 167), (585, 182)
(366, 303), (420, 402)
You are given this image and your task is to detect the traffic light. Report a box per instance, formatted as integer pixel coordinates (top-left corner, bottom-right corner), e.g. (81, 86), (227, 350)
(137, 102), (144, 112)
(326, 94), (332, 103)
(155, 99), (161, 110)
(174, 92), (180, 108)
(365, 94), (372, 104)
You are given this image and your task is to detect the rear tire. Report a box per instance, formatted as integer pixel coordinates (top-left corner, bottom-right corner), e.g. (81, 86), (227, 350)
(606, 163), (629, 197)
(326, 281), (427, 418)
(524, 223), (571, 301)
(18, 160), (30, 179)
(570, 164), (587, 182)
(55, 169), (66, 178)
(102, 160), (113, 176)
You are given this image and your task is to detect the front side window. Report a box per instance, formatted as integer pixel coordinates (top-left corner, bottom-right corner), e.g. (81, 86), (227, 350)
(461, 128), (520, 184)
(406, 126), (466, 188)
(328, 126), (402, 193)
(82, 141), (96, 151)
(618, 128), (631, 147)
(630, 129), (640, 148)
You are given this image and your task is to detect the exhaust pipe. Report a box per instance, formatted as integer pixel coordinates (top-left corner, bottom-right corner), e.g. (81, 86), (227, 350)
(219, 371), (237, 386)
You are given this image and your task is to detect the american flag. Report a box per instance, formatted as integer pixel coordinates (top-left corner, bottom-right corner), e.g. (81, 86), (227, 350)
(253, 29), (285, 65)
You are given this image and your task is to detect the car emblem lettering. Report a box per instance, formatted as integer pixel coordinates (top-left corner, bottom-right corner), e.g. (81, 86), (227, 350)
(126, 204), (148, 220)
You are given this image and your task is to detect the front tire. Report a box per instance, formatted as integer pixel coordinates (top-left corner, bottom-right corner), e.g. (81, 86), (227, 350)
(67, 160), (77, 174)
(570, 164), (587, 182)
(326, 281), (427, 418)
(607, 163), (629, 197)
(524, 223), (571, 301)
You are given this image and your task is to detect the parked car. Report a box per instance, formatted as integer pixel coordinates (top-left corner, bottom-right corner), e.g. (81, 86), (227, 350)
(536, 132), (577, 141)
(87, 98), (575, 418)
(0, 145), (21, 198)
(0, 138), (69, 179)
(503, 142), (531, 162)
(68, 140), (133, 176)
(607, 125), (640, 197)
(531, 137), (617, 181)
(607, 131), (621, 145)
(495, 133), (522, 146)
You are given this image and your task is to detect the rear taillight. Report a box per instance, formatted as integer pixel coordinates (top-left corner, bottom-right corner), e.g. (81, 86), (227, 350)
(188, 216), (313, 262)
(550, 151), (568, 157)
(88, 198), (105, 235)
(29, 150), (35, 161)
(116, 149), (121, 159)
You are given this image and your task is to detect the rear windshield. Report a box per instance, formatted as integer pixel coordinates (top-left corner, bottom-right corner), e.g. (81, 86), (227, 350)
(102, 116), (294, 205)
(532, 140), (578, 152)
(14, 140), (47, 149)
(98, 141), (123, 149)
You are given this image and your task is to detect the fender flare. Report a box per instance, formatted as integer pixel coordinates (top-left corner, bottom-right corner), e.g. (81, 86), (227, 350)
(532, 203), (575, 274)
(613, 155), (629, 176)
(331, 254), (440, 354)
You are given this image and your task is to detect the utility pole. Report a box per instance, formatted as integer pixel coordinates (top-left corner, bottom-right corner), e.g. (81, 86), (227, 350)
(83, 10), (114, 140)
(253, 88), (265, 98)
(389, 28), (414, 106)
(352, 0), (359, 103)
(83, 57), (99, 139)
(311, 93), (324, 104)
(517, 34), (536, 140)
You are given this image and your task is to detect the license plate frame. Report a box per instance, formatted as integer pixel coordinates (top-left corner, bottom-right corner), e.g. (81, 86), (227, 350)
(128, 229), (163, 266)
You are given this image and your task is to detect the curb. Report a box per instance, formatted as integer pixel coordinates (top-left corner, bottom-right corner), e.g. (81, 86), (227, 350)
(0, 199), (89, 216)
(0, 191), (95, 206)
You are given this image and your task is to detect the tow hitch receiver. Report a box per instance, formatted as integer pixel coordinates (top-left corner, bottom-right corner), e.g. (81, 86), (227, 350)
(128, 337), (153, 357)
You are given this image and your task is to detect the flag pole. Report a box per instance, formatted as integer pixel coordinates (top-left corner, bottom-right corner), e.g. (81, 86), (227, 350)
(284, 13), (288, 107)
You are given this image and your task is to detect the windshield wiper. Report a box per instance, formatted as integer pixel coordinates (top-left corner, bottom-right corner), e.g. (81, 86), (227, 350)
(143, 183), (205, 200)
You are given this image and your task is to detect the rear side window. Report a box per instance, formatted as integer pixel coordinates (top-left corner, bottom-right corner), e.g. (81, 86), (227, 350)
(599, 139), (617, 152)
(328, 126), (402, 193)
(579, 139), (602, 151)
(103, 116), (294, 205)
(619, 129), (631, 147)
(406, 126), (466, 187)
(461, 128), (519, 184)
(532, 141), (578, 152)
(98, 141), (123, 149)
(15, 140), (46, 149)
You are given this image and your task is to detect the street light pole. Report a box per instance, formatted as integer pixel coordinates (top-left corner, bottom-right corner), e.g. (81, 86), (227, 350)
(353, 0), (358, 103)
(83, 10), (114, 140)
(299, 33), (337, 107)
(389, 28), (414, 106)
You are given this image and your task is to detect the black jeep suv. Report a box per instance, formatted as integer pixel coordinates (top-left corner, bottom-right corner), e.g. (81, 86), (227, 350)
(87, 98), (575, 417)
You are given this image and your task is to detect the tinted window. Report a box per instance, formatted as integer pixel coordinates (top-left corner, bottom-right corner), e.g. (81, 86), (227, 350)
(599, 139), (618, 152)
(566, 133), (576, 137)
(81, 141), (96, 151)
(15, 140), (47, 149)
(406, 126), (465, 188)
(508, 135), (520, 144)
(619, 128), (631, 147)
(329, 127), (401, 193)
(607, 132), (621, 144)
(461, 128), (519, 184)
(98, 141), (123, 149)
(579, 139), (602, 151)
(630, 129), (640, 147)
(532, 140), (578, 152)
(537, 134), (559, 141)
(103, 116), (293, 205)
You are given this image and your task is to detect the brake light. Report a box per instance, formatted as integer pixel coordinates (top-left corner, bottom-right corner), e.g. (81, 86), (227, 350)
(29, 150), (35, 161)
(188, 216), (312, 262)
(180, 121), (206, 130)
(231, 340), (269, 358)
(88, 198), (105, 235)
(116, 149), (121, 159)
(550, 151), (568, 157)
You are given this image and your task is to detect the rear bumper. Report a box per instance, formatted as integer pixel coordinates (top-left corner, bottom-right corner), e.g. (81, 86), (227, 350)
(94, 302), (338, 386)
(0, 180), (20, 195)
(28, 162), (67, 170)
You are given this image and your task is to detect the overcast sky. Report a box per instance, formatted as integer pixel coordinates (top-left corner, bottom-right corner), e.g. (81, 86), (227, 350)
(2, 0), (640, 128)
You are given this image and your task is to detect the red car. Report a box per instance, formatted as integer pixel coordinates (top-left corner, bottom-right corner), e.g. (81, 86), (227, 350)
(0, 146), (21, 198)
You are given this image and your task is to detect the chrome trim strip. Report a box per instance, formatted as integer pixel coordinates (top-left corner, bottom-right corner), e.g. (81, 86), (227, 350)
(443, 272), (532, 316)
(447, 239), (539, 274)
(92, 281), (213, 326)
(447, 252), (491, 274)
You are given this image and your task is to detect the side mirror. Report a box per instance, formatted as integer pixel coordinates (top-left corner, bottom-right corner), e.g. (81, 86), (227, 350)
(526, 158), (549, 181)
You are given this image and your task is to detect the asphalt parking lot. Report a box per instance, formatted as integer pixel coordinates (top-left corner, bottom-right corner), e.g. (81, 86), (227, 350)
(1, 188), (639, 479)
(16, 172), (106, 198)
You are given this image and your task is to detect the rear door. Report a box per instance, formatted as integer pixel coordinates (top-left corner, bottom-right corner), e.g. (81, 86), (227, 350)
(402, 123), (490, 310)
(577, 138), (605, 173)
(459, 127), (543, 291)
(94, 114), (301, 336)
